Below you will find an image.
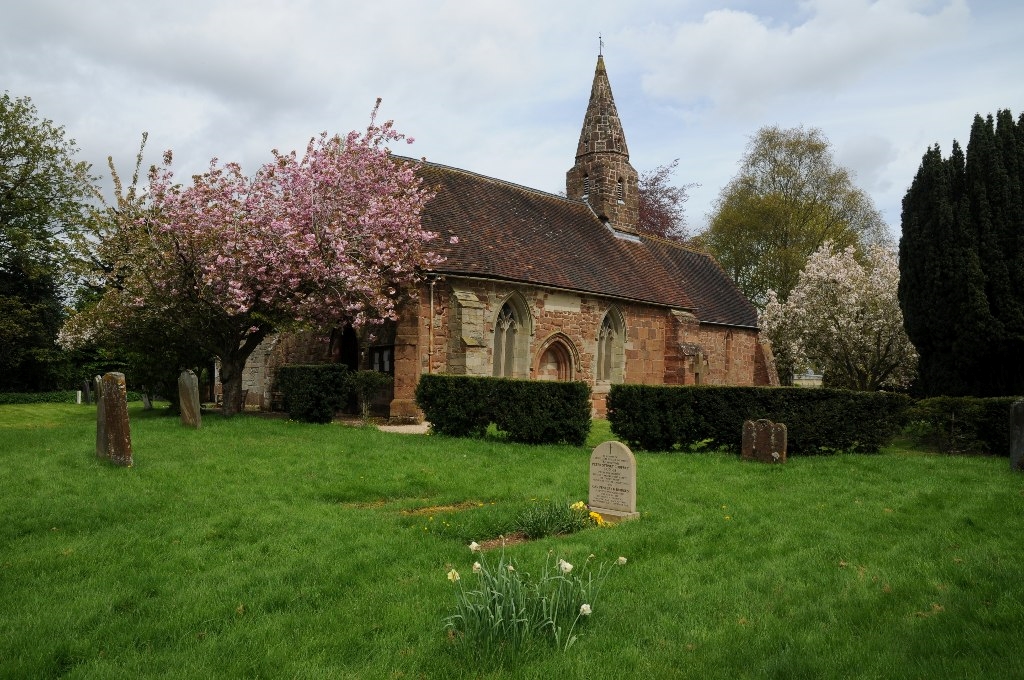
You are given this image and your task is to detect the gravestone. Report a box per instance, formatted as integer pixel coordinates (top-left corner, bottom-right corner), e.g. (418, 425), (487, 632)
(101, 372), (133, 466)
(178, 370), (202, 428)
(94, 375), (106, 459)
(589, 440), (639, 521)
(82, 379), (92, 405)
(1011, 400), (1024, 472)
(742, 419), (787, 463)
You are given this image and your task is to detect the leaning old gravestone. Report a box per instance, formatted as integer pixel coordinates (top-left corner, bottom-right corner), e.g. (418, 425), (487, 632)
(100, 372), (133, 466)
(178, 369), (202, 428)
(742, 419), (788, 463)
(1011, 400), (1024, 472)
(589, 441), (639, 521)
(94, 375), (106, 458)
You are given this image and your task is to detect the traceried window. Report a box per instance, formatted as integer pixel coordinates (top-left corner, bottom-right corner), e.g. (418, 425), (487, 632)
(596, 309), (625, 383)
(493, 303), (518, 377)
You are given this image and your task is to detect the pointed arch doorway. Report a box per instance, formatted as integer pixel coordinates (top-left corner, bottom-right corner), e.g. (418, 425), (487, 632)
(535, 334), (579, 381)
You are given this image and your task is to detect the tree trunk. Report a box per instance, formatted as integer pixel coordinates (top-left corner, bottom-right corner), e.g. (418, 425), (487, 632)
(217, 330), (268, 417)
(219, 354), (247, 417)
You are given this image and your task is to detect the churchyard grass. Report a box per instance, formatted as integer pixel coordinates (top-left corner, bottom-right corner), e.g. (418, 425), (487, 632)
(2, 403), (1023, 678)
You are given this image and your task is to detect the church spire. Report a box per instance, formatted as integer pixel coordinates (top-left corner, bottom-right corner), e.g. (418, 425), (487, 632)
(566, 54), (639, 234)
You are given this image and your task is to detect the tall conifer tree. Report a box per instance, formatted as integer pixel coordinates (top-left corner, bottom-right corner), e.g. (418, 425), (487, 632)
(900, 110), (1024, 396)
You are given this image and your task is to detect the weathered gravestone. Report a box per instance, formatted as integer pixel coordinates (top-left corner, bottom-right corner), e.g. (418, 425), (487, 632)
(742, 419), (787, 463)
(178, 369), (202, 428)
(94, 375), (106, 459)
(82, 379), (92, 405)
(100, 372), (133, 466)
(1011, 400), (1024, 472)
(589, 440), (639, 521)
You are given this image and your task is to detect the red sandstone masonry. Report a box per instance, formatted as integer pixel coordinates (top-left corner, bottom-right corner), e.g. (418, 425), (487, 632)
(388, 278), (768, 420)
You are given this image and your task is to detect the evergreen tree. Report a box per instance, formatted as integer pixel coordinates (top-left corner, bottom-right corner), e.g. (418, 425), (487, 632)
(899, 110), (1024, 396)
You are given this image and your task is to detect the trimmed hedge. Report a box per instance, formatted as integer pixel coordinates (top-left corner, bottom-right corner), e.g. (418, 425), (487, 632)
(607, 384), (912, 454)
(0, 390), (142, 405)
(0, 391), (80, 405)
(415, 374), (591, 446)
(905, 396), (1020, 455)
(275, 364), (352, 424)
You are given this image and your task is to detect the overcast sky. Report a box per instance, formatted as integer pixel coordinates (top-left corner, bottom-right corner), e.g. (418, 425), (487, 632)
(3, 0), (1022, 238)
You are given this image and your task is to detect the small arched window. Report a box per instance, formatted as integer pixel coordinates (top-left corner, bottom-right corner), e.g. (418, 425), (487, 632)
(596, 309), (625, 383)
(493, 303), (518, 377)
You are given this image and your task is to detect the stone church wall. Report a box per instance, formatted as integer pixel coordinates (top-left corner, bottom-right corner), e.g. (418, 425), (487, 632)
(389, 277), (768, 420)
(231, 279), (770, 420)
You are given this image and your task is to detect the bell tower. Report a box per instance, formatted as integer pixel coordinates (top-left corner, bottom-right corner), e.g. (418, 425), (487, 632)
(566, 54), (639, 234)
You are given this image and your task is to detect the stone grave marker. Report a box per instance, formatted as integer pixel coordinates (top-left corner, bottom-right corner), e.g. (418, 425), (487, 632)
(101, 372), (133, 467)
(95, 375), (106, 459)
(589, 440), (639, 521)
(178, 369), (202, 428)
(82, 379), (92, 405)
(1011, 399), (1024, 472)
(742, 419), (787, 463)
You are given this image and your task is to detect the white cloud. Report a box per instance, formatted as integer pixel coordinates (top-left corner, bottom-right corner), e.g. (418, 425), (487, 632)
(1, 0), (1021, 241)
(630, 0), (969, 115)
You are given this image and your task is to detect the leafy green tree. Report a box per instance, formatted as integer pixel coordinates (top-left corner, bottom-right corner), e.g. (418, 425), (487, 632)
(0, 92), (95, 391)
(899, 110), (1024, 397)
(697, 125), (888, 308)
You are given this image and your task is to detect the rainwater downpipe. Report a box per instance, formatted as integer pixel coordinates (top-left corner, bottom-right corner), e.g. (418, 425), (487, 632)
(427, 277), (436, 373)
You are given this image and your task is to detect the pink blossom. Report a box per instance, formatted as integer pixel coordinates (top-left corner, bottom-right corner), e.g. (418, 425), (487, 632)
(63, 101), (442, 415)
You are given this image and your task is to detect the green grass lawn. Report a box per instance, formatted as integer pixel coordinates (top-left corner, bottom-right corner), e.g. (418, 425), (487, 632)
(2, 403), (1023, 679)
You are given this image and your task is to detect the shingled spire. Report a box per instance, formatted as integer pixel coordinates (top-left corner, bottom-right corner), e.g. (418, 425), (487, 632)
(566, 54), (640, 234)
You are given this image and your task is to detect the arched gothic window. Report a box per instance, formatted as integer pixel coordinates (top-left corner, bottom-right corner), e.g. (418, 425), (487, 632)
(493, 303), (518, 377)
(596, 309), (625, 383)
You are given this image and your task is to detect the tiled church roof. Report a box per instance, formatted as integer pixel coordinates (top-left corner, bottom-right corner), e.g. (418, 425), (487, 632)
(413, 160), (759, 329)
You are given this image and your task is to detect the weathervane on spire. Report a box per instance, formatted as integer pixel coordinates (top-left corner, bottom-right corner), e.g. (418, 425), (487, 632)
(599, 33), (604, 56)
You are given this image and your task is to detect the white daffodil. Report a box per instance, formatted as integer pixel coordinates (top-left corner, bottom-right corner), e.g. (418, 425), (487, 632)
(472, 562), (482, 574)
(616, 556), (628, 566)
(580, 603), (592, 616)
(558, 559), (573, 574)
(469, 541), (481, 553)
(447, 569), (460, 582)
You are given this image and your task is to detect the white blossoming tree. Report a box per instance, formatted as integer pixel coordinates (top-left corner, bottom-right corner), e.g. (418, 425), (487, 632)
(760, 243), (917, 391)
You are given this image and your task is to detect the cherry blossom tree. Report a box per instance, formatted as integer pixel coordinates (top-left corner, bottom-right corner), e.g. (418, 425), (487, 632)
(760, 243), (917, 391)
(63, 102), (440, 415)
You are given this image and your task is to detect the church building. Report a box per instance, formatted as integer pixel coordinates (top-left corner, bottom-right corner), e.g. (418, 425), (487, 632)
(237, 55), (777, 418)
